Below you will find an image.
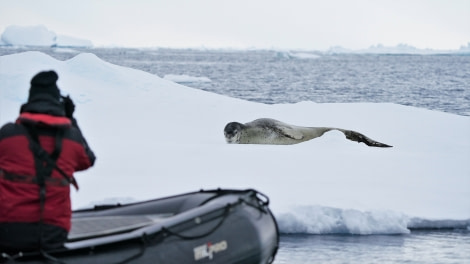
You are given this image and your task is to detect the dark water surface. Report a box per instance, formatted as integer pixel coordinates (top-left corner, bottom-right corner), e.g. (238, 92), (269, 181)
(277, 230), (470, 264)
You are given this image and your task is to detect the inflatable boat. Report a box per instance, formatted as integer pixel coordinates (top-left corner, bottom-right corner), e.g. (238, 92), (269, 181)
(1, 189), (279, 264)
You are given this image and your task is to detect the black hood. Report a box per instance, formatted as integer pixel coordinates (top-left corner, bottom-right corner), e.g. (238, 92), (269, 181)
(20, 94), (65, 116)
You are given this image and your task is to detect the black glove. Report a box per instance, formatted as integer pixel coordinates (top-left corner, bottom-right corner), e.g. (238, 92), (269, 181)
(62, 95), (75, 118)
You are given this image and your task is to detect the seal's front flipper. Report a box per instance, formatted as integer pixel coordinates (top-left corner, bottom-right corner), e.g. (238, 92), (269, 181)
(276, 124), (304, 140)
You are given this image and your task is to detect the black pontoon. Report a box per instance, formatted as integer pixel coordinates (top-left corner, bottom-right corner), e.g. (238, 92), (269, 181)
(2, 189), (279, 264)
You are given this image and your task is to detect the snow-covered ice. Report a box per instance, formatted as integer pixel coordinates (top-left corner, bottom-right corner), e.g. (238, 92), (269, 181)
(1, 51), (469, 235)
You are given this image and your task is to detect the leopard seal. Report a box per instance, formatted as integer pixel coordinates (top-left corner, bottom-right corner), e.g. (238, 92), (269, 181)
(224, 118), (392, 147)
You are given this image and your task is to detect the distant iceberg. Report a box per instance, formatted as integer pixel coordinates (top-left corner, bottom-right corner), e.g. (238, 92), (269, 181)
(327, 43), (470, 55)
(0, 25), (93, 48)
(163, 74), (212, 83)
(275, 51), (321, 59)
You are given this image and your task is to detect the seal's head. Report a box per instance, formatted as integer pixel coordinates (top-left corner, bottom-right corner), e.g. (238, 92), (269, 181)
(224, 122), (244, 143)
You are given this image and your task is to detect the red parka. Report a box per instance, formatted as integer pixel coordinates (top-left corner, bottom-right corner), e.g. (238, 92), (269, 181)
(0, 111), (95, 231)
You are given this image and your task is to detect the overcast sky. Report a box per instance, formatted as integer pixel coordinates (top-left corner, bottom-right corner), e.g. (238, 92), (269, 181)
(1, 0), (469, 50)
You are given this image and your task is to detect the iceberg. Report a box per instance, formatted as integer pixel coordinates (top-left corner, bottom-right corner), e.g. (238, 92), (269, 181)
(163, 74), (212, 83)
(1, 25), (92, 48)
(327, 43), (470, 54)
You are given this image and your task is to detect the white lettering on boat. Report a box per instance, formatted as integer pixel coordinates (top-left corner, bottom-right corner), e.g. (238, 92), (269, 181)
(193, 240), (228, 261)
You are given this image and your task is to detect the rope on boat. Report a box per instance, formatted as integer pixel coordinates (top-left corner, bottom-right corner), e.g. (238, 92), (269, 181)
(159, 189), (270, 240)
(114, 204), (233, 264)
(160, 204), (232, 240)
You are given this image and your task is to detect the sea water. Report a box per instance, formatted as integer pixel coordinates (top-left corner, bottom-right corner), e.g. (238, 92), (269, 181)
(277, 231), (470, 263)
(1, 47), (469, 263)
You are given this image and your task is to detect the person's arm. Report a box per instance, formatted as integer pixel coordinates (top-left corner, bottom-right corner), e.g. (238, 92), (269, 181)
(63, 96), (96, 167)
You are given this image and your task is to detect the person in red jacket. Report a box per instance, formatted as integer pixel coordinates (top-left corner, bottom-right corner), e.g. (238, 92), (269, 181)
(0, 71), (96, 254)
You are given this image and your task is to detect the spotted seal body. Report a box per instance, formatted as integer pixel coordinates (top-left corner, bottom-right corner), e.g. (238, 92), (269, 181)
(224, 118), (392, 147)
